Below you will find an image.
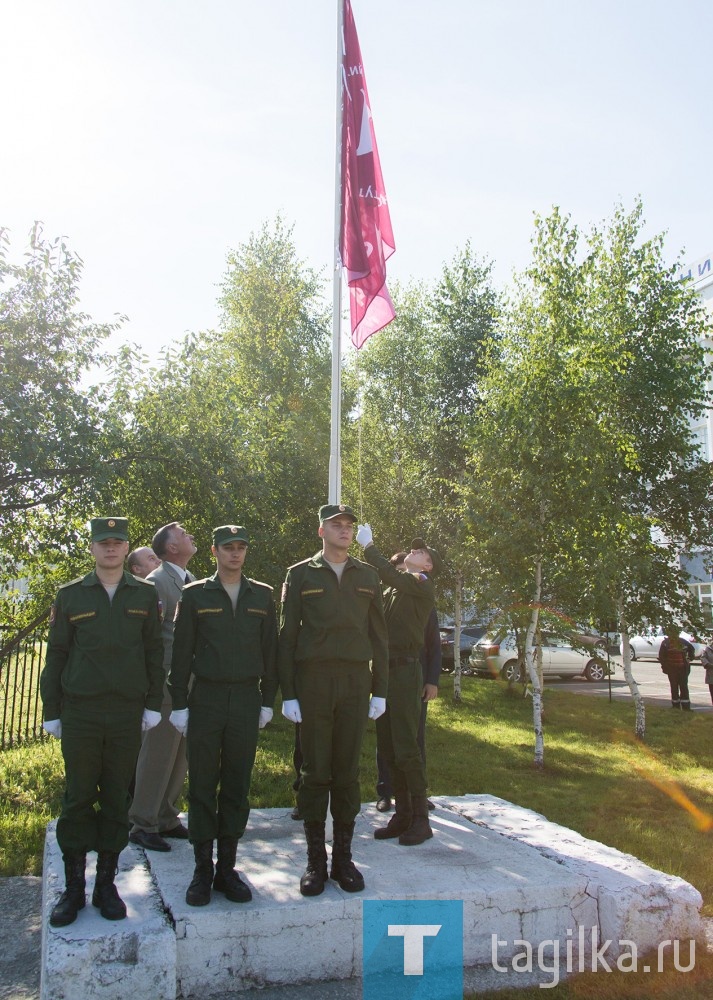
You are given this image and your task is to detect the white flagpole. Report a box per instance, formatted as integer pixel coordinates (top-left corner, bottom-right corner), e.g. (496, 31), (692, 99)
(328, 0), (345, 505)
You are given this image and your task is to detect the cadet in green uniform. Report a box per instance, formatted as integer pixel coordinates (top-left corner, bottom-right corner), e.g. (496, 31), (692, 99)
(278, 503), (389, 897)
(40, 517), (164, 928)
(356, 526), (442, 846)
(168, 525), (278, 907)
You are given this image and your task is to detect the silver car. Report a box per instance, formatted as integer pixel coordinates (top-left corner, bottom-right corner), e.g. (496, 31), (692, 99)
(470, 629), (610, 683)
(619, 629), (703, 662)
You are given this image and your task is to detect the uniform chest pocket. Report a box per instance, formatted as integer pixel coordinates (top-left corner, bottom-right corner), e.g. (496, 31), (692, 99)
(354, 587), (375, 601)
(195, 607), (225, 636)
(300, 588), (325, 599)
(68, 610), (98, 626)
(123, 606), (149, 634)
(196, 608), (226, 637)
(244, 606), (267, 630)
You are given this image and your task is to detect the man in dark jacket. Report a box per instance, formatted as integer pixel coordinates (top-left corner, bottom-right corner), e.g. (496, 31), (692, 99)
(357, 527), (441, 846)
(658, 630), (694, 710)
(374, 552), (441, 813)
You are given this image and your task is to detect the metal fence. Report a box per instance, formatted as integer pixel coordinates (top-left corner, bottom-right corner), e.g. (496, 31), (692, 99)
(0, 610), (50, 750)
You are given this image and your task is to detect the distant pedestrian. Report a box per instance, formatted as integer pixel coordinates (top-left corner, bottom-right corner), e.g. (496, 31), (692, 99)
(700, 640), (713, 705)
(658, 630), (694, 710)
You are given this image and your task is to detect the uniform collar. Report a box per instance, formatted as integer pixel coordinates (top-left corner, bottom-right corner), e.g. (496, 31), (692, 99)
(82, 569), (138, 588)
(309, 551), (357, 571)
(204, 571), (252, 592)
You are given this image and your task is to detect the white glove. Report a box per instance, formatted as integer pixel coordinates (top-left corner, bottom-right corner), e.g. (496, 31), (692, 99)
(368, 696), (386, 720)
(356, 523), (373, 547)
(142, 709), (162, 732)
(43, 719), (62, 738)
(258, 707), (273, 729)
(169, 708), (189, 736)
(281, 699), (302, 724)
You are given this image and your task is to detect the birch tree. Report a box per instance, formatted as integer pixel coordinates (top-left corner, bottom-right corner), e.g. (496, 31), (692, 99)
(468, 202), (713, 754)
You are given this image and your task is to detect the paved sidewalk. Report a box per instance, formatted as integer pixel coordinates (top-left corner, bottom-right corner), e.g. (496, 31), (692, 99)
(0, 876), (41, 1000)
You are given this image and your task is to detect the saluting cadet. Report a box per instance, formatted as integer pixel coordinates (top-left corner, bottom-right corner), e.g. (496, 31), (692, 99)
(278, 503), (389, 897)
(40, 517), (164, 928)
(356, 526), (441, 846)
(167, 525), (278, 907)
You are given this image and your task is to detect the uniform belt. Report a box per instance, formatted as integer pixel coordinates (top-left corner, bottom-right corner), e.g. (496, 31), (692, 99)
(389, 655), (419, 667)
(193, 676), (260, 686)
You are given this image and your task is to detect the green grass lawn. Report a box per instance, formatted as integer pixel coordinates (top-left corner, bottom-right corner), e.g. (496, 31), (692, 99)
(2, 674), (711, 995)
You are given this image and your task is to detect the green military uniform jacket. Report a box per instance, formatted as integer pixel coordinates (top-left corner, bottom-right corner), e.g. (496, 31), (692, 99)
(363, 545), (436, 658)
(278, 551), (389, 700)
(41, 570), (165, 721)
(168, 573), (279, 710)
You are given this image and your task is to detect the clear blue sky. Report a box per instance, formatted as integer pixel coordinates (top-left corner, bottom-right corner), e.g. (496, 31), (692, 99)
(2, 0), (711, 358)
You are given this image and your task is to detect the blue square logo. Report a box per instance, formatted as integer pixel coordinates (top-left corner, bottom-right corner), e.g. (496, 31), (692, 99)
(363, 900), (463, 1000)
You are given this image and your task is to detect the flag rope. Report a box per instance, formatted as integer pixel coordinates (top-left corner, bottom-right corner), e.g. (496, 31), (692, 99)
(356, 348), (364, 522)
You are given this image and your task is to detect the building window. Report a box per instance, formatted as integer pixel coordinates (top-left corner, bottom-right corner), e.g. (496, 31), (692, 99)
(690, 583), (713, 628)
(691, 424), (710, 463)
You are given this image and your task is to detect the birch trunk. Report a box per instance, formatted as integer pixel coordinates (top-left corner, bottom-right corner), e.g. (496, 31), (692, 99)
(453, 572), (462, 703)
(525, 560), (545, 768)
(616, 595), (646, 740)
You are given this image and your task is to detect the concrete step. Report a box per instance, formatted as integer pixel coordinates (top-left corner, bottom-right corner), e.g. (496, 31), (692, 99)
(41, 796), (703, 998)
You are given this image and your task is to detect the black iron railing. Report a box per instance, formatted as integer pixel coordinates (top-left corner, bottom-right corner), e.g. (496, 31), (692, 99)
(0, 610), (50, 750)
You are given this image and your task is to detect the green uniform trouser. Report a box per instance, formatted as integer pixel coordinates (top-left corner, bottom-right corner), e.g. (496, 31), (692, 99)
(296, 660), (371, 824)
(57, 700), (142, 854)
(376, 657), (427, 798)
(187, 678), (261, 843)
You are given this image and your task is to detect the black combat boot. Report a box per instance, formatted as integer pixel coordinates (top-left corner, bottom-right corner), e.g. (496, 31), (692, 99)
(374, 791), (412, 840)
(186, 840), (214, 906)
(49, 852), (86, 927)
(300, 821), (328, 897)
(330, 820), (365, 892)
(92, 852), (127, 920)
(398, 796), (434, 846)
(213, 837), (252, 903)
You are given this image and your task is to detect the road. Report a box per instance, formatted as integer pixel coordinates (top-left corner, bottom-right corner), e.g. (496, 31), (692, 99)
(545, 655), (713, 712)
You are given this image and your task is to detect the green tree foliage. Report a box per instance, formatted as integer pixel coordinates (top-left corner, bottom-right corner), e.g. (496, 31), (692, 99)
(0, 225), (124, 538)
(342, 246), (499, 699)
(343, 244), (498, 574)
(342, 280), (433, 550)
(102, 218), (332, 584)
(467, 202), (713, 746)
(0, 225), (127, 628)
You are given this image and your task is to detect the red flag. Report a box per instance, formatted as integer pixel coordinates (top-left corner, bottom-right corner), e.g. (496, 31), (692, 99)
(340, 0), (395, 349)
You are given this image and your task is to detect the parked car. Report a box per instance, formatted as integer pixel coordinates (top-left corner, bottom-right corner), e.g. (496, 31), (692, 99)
(439, 625), (488, 671)
(469, 629), (611, 683)
(566, 628), (608, 652)
(619, 629), (704, 662)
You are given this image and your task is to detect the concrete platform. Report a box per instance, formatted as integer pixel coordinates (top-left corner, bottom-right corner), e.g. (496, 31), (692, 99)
(41, 796), (704, 998)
